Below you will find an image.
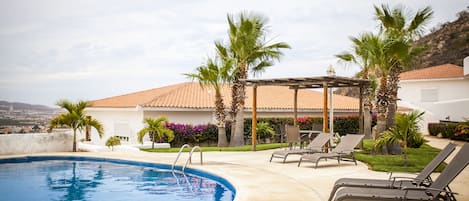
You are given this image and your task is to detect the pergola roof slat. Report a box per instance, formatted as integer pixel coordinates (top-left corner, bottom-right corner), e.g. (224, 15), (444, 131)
(242, 76), (370, 88)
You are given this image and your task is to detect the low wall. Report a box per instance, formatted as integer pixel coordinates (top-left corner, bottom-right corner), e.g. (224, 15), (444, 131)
(0, 133), (73, 155)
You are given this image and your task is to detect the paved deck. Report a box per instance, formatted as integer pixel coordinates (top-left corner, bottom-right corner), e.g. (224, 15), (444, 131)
(1, 137), (467, 201)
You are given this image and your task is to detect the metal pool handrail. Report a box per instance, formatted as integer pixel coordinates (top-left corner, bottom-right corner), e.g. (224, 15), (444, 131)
(172, 144), (191, 171)
(172, 144), (203, 172)
(183, 146), (203, 172)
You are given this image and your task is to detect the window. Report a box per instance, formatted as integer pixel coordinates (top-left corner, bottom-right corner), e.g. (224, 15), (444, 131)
(114, 122), (131, 142)
(421, 88), (438, 102)
(116, 136), (129, 141)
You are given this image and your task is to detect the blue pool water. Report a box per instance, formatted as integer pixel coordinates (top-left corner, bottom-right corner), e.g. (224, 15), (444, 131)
(0, 156), (235, 201)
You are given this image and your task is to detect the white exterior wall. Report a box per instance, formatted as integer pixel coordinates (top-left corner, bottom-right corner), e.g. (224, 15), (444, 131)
(85, 108), (144, 145)
(252, 111), (357, 118)
(398, 78), (469, 132)
(144, 110), (359, 124)
(143, 110), (214, 125)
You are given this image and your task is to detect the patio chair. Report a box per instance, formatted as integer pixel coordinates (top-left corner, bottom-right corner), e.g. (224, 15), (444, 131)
(331, 143), (469, 201)
(270, 132), (331, 163)
(327, 143), (457, 201)
(298, 134), (364, 168)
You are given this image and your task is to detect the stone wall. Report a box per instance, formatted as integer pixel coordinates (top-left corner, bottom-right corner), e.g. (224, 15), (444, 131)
(0, 132), (73, 155)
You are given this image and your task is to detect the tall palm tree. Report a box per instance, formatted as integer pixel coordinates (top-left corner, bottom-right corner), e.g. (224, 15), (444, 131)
(374, 4), (433, 129)
(49, 100), (104, 152)
(339, 32), (395, 136)
(185, 57), (234, 147)
(137, 116), (174, 149)
(216, 12), (290, 146)
(336, 33), (380, 138)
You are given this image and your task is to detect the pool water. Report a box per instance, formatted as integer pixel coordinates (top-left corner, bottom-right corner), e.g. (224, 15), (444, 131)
(0, 157), (235, 201)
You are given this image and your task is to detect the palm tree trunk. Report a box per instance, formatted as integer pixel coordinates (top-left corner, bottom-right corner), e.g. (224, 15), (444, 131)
(151, 131), (155, 149)
(386, 68), (400, 130)
(386, 68), (402, 155)
(215, 90), (228, 147)
(230, 63), (247, 147)
(403, 143), (408, 167)
(230, 106), (245, 146)
(72, 129), (77, 152)
(362, 73), (373, 139)
(376, 76), (389, 137)
(229, 77), (240, 142)
(217, 126), (228, 147)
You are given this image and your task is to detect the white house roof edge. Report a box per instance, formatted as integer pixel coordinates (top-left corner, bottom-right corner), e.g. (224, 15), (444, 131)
(400, 77), (465, 83)
(85, 107), (140, 112)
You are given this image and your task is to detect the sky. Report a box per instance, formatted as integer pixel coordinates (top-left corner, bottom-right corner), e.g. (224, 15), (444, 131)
(0, 0), (467, 107)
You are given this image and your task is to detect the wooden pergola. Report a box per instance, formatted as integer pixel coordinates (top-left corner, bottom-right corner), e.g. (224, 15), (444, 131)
(242, 76), (371, 151)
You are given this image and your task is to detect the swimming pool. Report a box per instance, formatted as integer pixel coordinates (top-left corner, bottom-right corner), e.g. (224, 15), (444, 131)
(0, 156), (235, 201)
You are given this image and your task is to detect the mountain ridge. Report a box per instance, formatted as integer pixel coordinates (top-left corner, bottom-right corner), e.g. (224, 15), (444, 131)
(0, 100), (56, 111)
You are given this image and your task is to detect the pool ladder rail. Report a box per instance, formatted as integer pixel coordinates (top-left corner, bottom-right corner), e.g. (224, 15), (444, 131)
(171, 144), (203, 172)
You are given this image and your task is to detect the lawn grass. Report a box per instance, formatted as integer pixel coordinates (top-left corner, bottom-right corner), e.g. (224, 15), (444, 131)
(141, 143), (288, 152)
(354, 139), (445, 172)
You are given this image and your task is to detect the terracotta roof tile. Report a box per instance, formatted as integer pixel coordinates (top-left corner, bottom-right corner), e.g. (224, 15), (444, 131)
(399, 64), (463, 80)
(90, 82), (360, 110)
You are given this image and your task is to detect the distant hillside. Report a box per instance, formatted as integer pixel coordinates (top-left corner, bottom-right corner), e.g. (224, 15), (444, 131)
(0, 100), (54, 111)
(414, 10), (469, 69)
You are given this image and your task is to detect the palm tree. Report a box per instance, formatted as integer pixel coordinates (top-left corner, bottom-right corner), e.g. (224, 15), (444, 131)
(216, 12), (290, 146)
(338, 32), (394, 136)
(375, 111), (425, 166)
(49, 99), (104, 152)
(137, 116), (174, 149)
(185, 57), (234, 147)
(336, 33), (380, 138)
(374, 4), (433, 129)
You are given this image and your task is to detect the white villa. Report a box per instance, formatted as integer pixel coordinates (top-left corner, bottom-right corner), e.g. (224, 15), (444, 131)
(84, 82), (362, 145)
(398, 59), (469, 133)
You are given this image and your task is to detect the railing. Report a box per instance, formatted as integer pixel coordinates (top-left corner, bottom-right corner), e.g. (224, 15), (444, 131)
(171, 144), (203, 172)
(172, 144), (191, 171)
(183, 146), (203, 172)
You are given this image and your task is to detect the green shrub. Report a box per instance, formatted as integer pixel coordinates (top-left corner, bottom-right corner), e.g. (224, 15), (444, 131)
(428, 121), (469, 142)
(256, 122), (275, 139)
(106, 136), (121, 151)
(442, 123), (457, 138)
(334, 116), (360, 135)
(428, 123), (445, 136)
(453, 120), (469, 141)
(165, 116), (372, 146)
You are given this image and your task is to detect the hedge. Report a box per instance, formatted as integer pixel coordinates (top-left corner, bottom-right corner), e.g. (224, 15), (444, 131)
(428, 122), (469, 141)
(164, 116), (372, 147)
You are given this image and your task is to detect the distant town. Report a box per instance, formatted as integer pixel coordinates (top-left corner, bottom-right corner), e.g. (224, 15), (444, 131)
(0, 101), (60, 134)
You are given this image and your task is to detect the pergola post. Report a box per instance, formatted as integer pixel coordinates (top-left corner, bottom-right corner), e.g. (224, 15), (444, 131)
(359, 85), (364, 149)
(252, 85), (258, 151)
(323, 82), (329, 133)
(359, 86), (364, 134)
(293, 87), (298, 126)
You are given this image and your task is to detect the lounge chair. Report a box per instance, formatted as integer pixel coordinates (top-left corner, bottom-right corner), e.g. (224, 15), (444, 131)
(332, 143), (469, 201)
(270, 132), (331, 163)
(298, 134), (364, 168)
(327, 143), (457, 201)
